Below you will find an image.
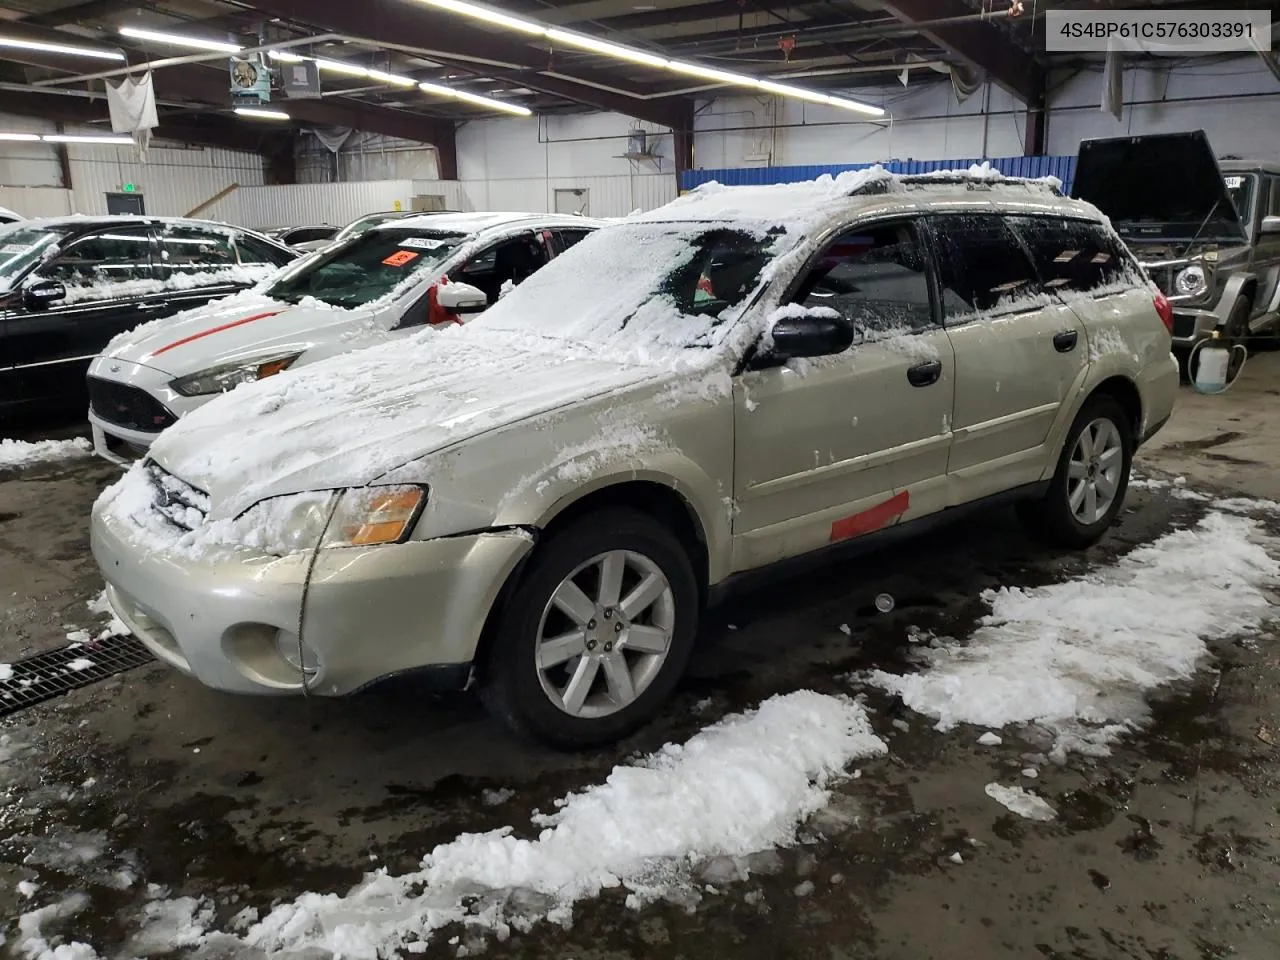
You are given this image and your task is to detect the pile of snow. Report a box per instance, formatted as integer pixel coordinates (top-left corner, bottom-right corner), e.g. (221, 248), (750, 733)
(1128, 474), (1210, 502)
(0, 437), (90, 470)
(60, 265), (275, 306)
(120, 692), (883, 957)
(864, 511), (1278, 759)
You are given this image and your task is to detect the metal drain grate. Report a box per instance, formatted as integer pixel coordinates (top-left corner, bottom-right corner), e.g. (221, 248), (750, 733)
(0, 635), (154, 717)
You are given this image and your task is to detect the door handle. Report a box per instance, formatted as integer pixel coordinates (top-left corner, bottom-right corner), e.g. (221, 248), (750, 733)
(1053, 330), (1078, 352)
(137, 301), (168, 313)
(906, 359), (942, 387)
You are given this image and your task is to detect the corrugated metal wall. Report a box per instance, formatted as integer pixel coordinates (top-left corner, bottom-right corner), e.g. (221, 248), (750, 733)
(66, 143), (265, 219)
(680, 155), (1078, 197)
(229, 179), (473, 230)
(456, 174), (675, 217)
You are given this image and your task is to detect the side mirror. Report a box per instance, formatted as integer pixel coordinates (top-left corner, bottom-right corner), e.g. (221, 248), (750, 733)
(436, 281), (488, 314)
(765, 306), (854, 361)
(23, 278), (65, 309)
(1261, 215), (1280, 236)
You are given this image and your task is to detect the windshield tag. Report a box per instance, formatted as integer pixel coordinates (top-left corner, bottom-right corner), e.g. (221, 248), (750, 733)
(399, 237), (446, 250)
(0, 244), (31, 255)
(383, 250), (419, 267)
(1224, 176), (1244, 189)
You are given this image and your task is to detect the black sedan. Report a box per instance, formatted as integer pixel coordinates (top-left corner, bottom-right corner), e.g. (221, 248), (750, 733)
(0, 216), (297, 419)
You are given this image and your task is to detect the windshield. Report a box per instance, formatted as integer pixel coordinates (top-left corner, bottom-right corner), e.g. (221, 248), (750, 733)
(332, 212), (405, 245)
(0, 226), (67, 290)
(1224, 174), (1255, 226)
(265, 227), (466, 308)
(479, 222), (781, 351)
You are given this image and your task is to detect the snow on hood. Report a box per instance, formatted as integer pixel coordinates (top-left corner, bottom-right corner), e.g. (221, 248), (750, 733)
(148, 328), (667, 519)
(99, 289), (353, 376)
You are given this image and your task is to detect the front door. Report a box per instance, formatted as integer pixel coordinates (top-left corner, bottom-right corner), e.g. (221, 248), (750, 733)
(155, 223), (252, 316)
(926, 213), (1089, 504)
(3, 224), (156, 409)
(732, 218), (955, 571)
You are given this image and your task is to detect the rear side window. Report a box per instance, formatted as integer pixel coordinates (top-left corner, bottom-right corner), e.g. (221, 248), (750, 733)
(158, 226), (237, 279)
(926, 214), (1040, 324)
(792, 220), (934, 334)
(554, 229), (592, 253)
(1007, 216), (1140, 295)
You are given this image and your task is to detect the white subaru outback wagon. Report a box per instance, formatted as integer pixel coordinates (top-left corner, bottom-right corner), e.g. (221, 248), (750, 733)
(92, 167), (1179, 747)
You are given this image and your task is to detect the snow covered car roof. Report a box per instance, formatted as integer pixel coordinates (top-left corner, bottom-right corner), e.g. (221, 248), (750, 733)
(7, 213), (290, 247)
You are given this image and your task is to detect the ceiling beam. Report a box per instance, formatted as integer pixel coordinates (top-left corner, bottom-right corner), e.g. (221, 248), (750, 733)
(242, 0), (695, 128)
(21, 0), (138, 28)
(0, 88), (286, 154)
(875, 0), (1041, 103)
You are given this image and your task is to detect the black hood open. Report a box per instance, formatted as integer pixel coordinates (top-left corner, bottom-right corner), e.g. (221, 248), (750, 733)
(1071, 130), (1247, 244)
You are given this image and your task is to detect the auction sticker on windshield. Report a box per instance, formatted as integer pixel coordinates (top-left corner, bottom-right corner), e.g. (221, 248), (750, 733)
(382, 250), (419, 267)
(399, 237), (448, 250)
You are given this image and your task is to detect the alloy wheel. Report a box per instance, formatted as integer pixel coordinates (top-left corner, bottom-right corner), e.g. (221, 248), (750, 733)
(1067, 417), (1123, 525)
(535, 549), (675, 718)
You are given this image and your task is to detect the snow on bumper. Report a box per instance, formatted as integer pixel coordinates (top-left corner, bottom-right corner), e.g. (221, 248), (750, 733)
(91, 504), (534, 696)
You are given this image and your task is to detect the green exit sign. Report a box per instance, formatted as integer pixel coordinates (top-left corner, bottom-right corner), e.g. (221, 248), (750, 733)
(122, 182), (137, 192)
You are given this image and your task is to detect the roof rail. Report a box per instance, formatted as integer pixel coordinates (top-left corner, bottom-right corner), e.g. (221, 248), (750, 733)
(897, 174), (1063, 196)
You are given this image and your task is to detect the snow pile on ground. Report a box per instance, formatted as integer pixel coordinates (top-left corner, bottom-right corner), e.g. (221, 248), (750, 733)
(0, 438), (90, 470)
(984, 783), (1057, 822)
(1129, 474), (1210, 501)
(126, 691), (883, 957)
(14, 894), (99, 960)
(864, 511), (1278, 759)
(85, 591), (128, 641)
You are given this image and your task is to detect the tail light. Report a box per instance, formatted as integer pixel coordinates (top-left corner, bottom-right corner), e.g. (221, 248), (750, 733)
(1153, 292), (1174, 334)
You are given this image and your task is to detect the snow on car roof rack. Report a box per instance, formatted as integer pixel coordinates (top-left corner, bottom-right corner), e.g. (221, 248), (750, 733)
(848, 163), (1063, 197)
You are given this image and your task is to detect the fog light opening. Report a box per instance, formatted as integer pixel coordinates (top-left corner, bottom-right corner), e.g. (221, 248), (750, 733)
(276, 630), (320, 676)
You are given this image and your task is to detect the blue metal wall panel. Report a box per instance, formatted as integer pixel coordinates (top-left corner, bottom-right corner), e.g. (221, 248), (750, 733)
(681, 155), (1078, 198)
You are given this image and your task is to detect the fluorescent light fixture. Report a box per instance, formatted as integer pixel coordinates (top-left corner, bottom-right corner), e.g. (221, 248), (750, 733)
(418, 0), (545, 35)
(0, 132), (42, 142)
(43, 133), (135, 144)
(235, 107), (290, 121)
(545, 28), (667, 68)
(368, 69), (417, 87)
(418, 80), (531, 116)
(666, 60), (762, 87)
(315, 57), (369, 78)
(407, 0), (885, 118)
(119, 25), (241, 54)
(0, 35), (125, 61)
(267, 49), (304, 63)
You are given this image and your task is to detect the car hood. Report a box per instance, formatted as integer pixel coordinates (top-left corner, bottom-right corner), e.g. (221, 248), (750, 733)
(1071, 130), (1247, 243)
(98, 291), (384, 376)
(149, 328), (668, 520)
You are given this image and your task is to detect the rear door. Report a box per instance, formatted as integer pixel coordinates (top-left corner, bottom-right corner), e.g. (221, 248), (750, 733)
(926, 212), (1088, 504)
(732, 218), (956, 570)
(3, 224), (156, 407)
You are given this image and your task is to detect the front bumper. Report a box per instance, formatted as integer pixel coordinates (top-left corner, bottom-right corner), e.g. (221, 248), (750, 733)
(1170, 307), (1220, 348)
(88, 414), (159, 467)
(91, 505), (534, 696)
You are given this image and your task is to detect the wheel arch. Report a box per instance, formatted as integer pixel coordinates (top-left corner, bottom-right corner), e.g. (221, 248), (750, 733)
(471, 479), (712, 681)
(1088, 375), (1143, 440)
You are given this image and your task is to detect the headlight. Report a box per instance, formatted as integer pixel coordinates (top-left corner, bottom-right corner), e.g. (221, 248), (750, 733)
(322, 486), (426, 547)
(228, 486), (426, 555)
(169, 352), (301, 397)
(1173, 265), (1208, 298)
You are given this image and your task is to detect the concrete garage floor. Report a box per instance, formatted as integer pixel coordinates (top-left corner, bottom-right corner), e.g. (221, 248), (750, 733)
(2, 357), (1280, 959)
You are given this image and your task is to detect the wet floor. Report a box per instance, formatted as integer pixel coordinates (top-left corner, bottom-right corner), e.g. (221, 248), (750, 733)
(3, 364), (1280, 958)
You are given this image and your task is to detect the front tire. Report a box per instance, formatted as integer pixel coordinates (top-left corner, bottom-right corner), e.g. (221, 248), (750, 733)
(1018, 394), (1133, 549)
(478, 507), (699, 749)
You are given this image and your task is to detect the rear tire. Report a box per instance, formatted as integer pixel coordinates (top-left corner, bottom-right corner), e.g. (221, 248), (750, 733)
(478, 507), (699, 749)
(1018, 394), (1133, 549)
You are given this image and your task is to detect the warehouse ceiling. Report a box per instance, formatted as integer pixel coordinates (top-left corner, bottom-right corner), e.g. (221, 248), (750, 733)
(0, 0), (1275, 167)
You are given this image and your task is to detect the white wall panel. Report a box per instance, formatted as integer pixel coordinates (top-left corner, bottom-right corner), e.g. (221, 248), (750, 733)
(1046, 58), (1280, 159)
(0, 186), (72, 217)
(232, 180), (415, 229)
(0, 111), (265, 221)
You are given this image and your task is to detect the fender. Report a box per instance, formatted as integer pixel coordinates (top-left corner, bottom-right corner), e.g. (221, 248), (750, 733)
(1211, 272), (1258, 326)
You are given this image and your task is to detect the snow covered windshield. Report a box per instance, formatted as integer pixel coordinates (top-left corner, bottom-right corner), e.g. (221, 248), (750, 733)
(479, 222), (782, 350)
(265, 227), (465, 309)
(0, 225), (67, 291)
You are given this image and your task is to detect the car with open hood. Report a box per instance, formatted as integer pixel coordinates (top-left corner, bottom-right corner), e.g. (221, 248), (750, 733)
(86, 211), (599, 463)
(1072, 130), (1280, 379)
(0, 215), (296, 419)
(91, 166), (1178, 747)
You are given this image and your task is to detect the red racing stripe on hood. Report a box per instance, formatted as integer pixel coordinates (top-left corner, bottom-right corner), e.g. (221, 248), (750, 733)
(147, 311), (284, 359)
